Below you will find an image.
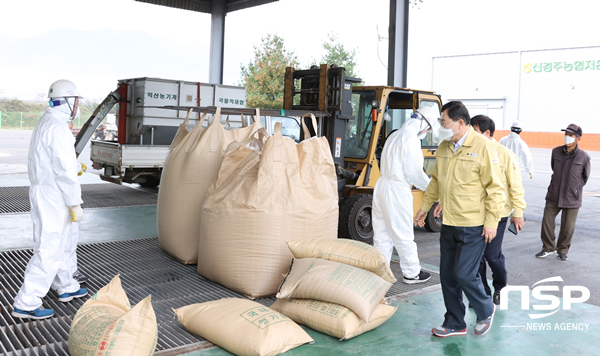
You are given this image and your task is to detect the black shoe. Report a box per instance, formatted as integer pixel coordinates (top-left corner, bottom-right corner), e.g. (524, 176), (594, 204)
(535, 250), (556, 258)
(493, 291), (501, 305)
(557, 253), (568, 261)
(403, 270), (432, 284)
(73, 270), (88, 284)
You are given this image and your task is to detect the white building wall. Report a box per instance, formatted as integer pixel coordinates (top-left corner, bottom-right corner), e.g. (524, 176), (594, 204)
(432, 52), (520, 130)
(432, 46), (600, 134)
(520, 47), (600, 134)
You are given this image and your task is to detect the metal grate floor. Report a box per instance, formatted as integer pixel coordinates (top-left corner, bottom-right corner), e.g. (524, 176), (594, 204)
(0, 237), (440, 355)
(0, 184), (158, 214)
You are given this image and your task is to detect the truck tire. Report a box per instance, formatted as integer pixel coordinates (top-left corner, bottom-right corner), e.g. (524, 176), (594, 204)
(338, 193), (373, 245)
(424, 202), (442, 233)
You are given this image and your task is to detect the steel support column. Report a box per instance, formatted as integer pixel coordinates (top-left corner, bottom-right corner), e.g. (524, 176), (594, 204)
(209, 0), (226, 84)
(388, 0), (409, 87)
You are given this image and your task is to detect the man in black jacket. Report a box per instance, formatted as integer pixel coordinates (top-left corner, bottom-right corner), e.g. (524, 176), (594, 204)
(536, 124), (591, 261)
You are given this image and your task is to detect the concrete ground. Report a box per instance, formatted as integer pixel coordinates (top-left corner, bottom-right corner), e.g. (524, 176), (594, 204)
(1, 130), (599, 355)
(188, 284), (600, 356)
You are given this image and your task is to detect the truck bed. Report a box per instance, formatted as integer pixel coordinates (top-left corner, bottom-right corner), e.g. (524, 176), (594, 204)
(90, 141), (170, 168)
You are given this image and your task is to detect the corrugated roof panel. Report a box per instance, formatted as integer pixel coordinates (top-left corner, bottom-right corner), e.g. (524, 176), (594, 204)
(226, 0), (278, 12)
(135, 0), (212, 14)
(133, 0), (278, 14)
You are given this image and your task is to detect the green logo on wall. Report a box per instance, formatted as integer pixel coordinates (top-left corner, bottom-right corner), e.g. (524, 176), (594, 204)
(524, 60), (599, 73)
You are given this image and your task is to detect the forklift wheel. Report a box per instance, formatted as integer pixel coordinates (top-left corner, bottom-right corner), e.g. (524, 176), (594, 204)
(424, 202), (442, 233)
(339, 193), (373, 245)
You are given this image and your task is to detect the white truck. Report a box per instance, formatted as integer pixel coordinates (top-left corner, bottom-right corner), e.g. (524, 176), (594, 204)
(86, 77), (247, 187)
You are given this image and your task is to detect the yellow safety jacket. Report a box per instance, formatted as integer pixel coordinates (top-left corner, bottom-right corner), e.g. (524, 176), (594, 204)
(491, 138), (527, 219)
(421, 127), (505, 229)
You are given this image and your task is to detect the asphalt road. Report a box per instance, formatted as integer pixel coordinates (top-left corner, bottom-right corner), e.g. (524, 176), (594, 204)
(1, 130), (599, 306)
(415, 147), (600, 306)
(1, 129), (111, 179)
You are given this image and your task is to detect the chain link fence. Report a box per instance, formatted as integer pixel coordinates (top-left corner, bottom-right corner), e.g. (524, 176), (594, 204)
(0, 111), (85, 130)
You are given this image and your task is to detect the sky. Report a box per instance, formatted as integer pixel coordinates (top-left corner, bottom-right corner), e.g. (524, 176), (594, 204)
(1, 0), (599, 101)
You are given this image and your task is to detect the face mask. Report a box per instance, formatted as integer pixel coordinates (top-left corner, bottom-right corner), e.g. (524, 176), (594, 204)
(564, 135), (576, 145)
(438, 121), (458, 141)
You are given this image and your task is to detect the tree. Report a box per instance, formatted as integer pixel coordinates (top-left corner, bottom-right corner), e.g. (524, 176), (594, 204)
(240, 34), (298, 109)
(313, 33), (360, 81)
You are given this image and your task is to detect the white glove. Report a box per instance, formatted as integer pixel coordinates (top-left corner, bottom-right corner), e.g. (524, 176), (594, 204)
(70, 205), (84, 222)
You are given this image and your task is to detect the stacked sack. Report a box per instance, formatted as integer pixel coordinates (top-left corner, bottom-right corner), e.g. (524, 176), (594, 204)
(175, 298), (313, 356)
(157, 108), (264, 264)
(68, 275), (157, 356)
(272, 239), (398, 340)
(197, 114), (339, 298)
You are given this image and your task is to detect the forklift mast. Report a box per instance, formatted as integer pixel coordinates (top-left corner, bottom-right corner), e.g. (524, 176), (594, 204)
(284, 64), (361, 193)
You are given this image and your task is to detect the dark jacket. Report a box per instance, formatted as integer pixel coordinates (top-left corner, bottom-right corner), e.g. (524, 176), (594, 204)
(545, 145), (591, 208)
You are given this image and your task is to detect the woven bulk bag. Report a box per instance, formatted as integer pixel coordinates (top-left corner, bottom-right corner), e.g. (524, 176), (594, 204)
(198, 114), (339, 298)
(158, 108), (263, 263)
(168, 108), (193, 151)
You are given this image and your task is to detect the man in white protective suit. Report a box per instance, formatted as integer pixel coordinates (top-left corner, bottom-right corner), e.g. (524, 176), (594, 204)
(12, 79), (88, 320)
(499, 121), (534, 179)
(373, 106), (440, 284)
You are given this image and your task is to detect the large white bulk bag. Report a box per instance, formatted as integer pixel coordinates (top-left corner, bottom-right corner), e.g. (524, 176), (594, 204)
(158, 108), (263, 263)
(198, 114), (339, 298)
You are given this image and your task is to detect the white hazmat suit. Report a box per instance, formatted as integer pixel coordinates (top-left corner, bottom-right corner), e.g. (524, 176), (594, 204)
(13, 105), (82, 311)
(373, 119), (431, 279)
(499, 131), (534, 178)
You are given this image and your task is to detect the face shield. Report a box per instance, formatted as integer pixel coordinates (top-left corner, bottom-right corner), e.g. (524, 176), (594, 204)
(49, 96), (80, 121)
(411, 112), (441, 140)
(411, 106), (442, 144)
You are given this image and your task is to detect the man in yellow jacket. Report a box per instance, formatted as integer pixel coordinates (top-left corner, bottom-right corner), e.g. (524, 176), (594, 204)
(471, 115), (526, 305)
(415, 101), (505, 337)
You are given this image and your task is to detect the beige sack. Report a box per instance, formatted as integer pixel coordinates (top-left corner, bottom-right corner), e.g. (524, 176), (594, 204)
(68, 275), (157, 356)
(158, 108), (264, 263)
(271, 298), (397, 340)
(169, 108), (193, 151)
(276, 258), (391, 322)
(198, 114), (338, 298)
(175, 298), (313, 356)
(287, 239), (397, 283)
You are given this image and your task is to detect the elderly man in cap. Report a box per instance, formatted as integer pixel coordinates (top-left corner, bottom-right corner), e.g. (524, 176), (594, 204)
(536, 124), (591, 261)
